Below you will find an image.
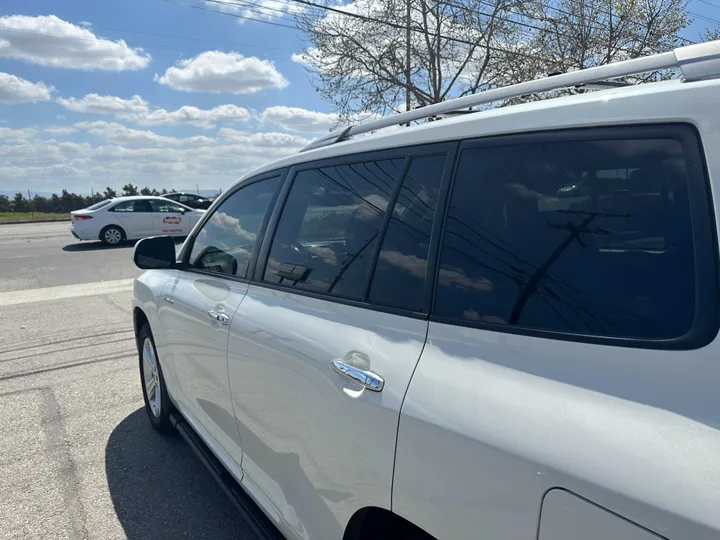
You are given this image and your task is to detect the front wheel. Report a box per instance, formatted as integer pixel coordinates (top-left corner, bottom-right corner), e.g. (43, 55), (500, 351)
(138, 324), (174, 433)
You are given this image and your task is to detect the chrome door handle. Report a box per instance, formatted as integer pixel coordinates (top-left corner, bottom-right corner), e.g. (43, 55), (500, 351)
(208, 310), (230, 325)
(164, 296), (174, 304)
(331, 360), (384, 392)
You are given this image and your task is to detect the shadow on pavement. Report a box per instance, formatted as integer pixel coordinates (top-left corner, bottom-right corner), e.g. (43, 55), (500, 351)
(62, 241), (136, 252)
(105, 408), (255, 540)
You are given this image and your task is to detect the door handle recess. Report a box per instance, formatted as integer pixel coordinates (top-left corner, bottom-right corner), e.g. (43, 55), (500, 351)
(331, 360), (384, 392)
(208, 310), (230, 325)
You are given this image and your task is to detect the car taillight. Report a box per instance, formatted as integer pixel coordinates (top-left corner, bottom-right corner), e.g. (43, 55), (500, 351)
(74, 215), (93, 220)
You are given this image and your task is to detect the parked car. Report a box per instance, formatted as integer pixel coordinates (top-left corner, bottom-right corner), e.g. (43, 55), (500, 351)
(162, 191), (215, 210)
(71, 196), (205, 245)
(132, 41), (720, 540)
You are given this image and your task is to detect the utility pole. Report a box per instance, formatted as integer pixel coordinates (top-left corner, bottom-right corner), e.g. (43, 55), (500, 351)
(406, 0), (411, 126)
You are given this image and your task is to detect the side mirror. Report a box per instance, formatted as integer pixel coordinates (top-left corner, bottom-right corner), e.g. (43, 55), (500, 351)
(134, 236), (176, 269)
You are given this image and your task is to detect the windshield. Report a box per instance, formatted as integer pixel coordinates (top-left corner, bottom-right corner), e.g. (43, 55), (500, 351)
(85, 200), (113, 211)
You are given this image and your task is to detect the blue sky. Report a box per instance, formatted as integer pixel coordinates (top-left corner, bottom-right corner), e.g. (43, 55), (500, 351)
(0, 0), (718, 194)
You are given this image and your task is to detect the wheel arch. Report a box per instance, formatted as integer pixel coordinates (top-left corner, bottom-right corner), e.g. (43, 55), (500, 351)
(99, 223), (126, 242)
(133, 307), (149, 346)
(342, 507), (436, 540)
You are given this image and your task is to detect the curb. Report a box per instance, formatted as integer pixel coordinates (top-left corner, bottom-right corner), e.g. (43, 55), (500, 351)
(0, 218), (70, 225)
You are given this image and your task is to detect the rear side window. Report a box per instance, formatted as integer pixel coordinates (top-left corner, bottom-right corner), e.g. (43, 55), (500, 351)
(189, 177), (280, 278)
(368, 154), (448, 311)
(110, 200), (151, 212)
(263, 159), (404, 300)
(434, 128), (713, 343)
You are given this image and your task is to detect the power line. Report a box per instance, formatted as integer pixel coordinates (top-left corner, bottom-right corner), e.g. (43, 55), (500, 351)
(199, 0), (549, 61)
(696, 0), (720, 11)
(159, 0), (299, 29)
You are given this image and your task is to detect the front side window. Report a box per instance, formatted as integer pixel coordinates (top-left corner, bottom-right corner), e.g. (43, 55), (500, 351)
(435, 132), (701, 341)
(263, 159), (404, 300)
(189, 177), (280, 278)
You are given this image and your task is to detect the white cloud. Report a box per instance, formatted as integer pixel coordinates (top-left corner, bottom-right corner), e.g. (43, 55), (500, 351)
(259, 105), (339, 133)
(56, 93), (251, 129)
(0, 15), (150, 70)
(74, 121), (216, 147)
(43, 126), (77, 135)
(131, 104), (251, 129)
(0, 125), (307, 192)
(0, 72), (53, 103)
(155, 51), (288, 94)
(218, 128), (310, 147)
(56, 93), (149, 115)
(291, 52), (312, 67)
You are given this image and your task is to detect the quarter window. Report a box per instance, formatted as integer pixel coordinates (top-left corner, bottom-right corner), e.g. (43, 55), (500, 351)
(435, 133), (700, 340)
(263, 159), (404, 300)
(368, 154), (448, 311)
(189, 177), (280, 278)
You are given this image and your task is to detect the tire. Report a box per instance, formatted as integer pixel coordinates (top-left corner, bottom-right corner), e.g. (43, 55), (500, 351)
(100, 225), (125, 246)
(138, 324), (174, 434)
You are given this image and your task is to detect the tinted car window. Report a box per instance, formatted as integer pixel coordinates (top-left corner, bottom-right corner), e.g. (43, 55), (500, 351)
(150, 200), (185, 213)
(189, 177), (279, 277)
(435, 136), (697, 340)
(264, 159), (404, 300)
(368, 154), (447, 311)
(110, 200), (151, 212)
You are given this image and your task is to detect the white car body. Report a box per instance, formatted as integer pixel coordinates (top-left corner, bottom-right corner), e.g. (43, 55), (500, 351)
(70, 196), (205, 243)
(133, 43), (720, 540)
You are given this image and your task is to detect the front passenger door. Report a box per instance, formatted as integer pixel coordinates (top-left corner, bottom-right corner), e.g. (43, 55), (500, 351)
(157, 176), (281, 466)
(150, 199), (192, 236)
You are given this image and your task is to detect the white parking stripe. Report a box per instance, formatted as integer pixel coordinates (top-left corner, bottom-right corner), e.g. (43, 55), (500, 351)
(0, 279), (134, 307)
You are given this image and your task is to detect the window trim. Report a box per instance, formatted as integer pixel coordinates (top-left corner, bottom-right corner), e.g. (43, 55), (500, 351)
(251, 143), (457, 310)
(429, 123), (719, 350)
(177, 169), (287, 281)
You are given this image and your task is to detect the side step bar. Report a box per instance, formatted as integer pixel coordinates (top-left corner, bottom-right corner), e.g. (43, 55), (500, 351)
(169, 412), (285, 540)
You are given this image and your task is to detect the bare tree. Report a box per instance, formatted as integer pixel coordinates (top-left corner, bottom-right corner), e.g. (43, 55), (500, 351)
(499, 0), (691, 85)
(298, 0), (693, 120)
(297, 0), (521, 120)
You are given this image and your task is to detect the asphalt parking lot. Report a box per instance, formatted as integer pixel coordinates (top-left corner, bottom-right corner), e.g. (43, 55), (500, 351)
(0, 222), (256, 540)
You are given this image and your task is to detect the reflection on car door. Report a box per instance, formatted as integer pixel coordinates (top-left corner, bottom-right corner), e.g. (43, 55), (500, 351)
(227, 151), (453, 539)
(156, 177), (281, 466)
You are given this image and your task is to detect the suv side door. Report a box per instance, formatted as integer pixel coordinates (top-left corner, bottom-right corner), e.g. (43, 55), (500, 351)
(392, 125), (720, 539)
(226, 146), (456, 539)
(156, 174), (282, 466)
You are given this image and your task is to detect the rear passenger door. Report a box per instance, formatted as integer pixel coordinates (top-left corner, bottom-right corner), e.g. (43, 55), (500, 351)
(392, 125), (720, 540)
(227, 145), (456, 540)
(109, 200), (154, 238)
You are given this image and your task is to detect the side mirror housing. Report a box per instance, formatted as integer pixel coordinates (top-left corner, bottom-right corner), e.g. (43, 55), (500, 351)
(134, 236), (176, 269)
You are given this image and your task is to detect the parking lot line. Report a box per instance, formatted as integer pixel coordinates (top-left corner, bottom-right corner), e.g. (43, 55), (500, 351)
(0, 278), (134, 307)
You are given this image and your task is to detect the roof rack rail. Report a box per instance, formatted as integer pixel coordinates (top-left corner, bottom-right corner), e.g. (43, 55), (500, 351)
(301, 40), (720, 153)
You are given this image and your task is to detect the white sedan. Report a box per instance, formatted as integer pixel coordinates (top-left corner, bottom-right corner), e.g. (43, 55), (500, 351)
(71, 196), (206, 245)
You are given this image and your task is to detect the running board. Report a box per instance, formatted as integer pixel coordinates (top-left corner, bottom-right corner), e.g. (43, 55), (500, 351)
(169, 412), (285, 540)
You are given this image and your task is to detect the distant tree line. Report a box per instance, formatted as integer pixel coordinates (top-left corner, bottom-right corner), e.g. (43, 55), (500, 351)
(0, 184), (173, 214)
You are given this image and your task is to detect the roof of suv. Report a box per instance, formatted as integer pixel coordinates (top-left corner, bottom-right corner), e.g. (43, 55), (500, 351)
(241, 76), (720, 183)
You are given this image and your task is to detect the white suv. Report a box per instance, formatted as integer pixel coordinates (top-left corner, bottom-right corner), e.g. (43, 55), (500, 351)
(132, 41), (720, 540)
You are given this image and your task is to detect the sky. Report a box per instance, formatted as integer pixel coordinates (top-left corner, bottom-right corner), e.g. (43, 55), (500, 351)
(0, 0), (718, 195)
